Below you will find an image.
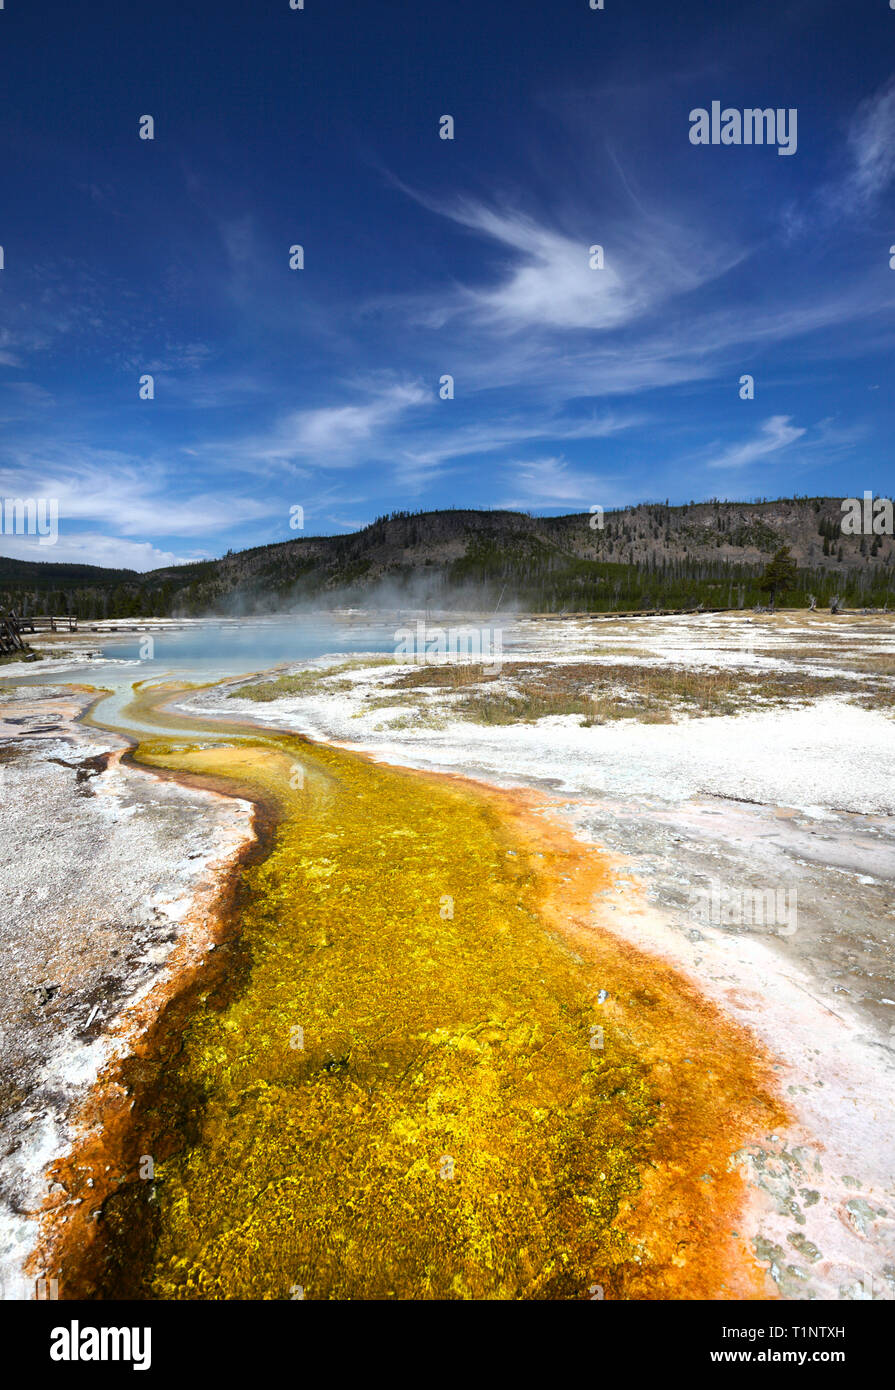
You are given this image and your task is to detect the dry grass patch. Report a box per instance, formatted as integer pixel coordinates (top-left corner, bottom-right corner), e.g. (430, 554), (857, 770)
(855, 687), (895, 714)
(230, 657), (395, 702)
(391, 662), (502, 691)
(397, 661), (890, 727)
(761, 647), (895, 673)
(456, 688), (596, 725)
(838, 653), (895, 676)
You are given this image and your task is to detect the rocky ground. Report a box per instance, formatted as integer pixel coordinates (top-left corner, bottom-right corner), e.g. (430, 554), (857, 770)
(0, 687), (253, 1299)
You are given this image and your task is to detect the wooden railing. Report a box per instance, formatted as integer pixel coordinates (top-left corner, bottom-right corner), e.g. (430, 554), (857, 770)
(8, 612), (78, 634)
(1, 611), (78, 653)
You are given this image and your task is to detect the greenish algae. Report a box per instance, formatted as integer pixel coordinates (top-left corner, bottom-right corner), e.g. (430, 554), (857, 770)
(44, 682), (785, 1301)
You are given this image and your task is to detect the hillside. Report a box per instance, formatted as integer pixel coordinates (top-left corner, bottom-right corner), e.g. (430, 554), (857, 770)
(1, 497), (892, 618)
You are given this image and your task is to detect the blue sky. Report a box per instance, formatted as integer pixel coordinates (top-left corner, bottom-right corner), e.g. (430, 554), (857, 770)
(1, 0), (893, 569)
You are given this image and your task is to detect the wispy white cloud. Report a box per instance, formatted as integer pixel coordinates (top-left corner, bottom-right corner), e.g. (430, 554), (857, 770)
(845, 78), (895, 207)
(705, 415), (805, 470)
(385, 410), (644, 495)
(498, 455), (621, 508)
(450, 204), (645, 331)
(782, 77), (895, 242)
(215, 380), (431, 469)
(0, 450), (277, 538)
(399, 410), (643, 468)
(397, 190), (744, 336)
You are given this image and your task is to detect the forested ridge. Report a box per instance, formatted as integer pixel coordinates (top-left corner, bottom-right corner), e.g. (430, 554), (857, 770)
(2, 497), (892, 617)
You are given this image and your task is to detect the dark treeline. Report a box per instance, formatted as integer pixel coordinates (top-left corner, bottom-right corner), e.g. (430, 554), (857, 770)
(2, 555), (890, 619)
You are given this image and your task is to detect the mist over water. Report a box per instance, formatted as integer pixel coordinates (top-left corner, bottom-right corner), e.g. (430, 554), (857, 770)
(7, 612), (516, 691)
